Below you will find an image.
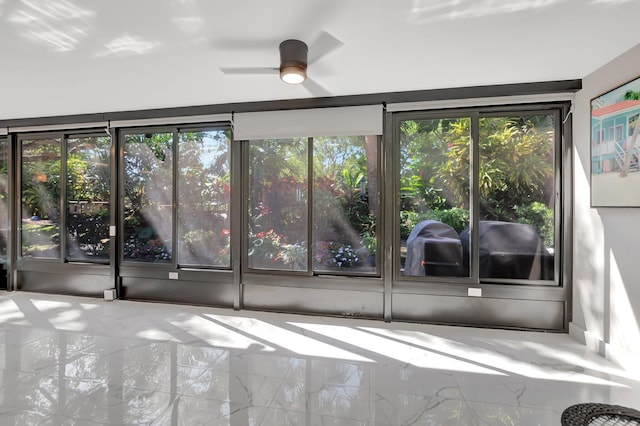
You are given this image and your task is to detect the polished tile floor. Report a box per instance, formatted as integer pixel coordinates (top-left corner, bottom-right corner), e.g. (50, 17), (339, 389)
(0, 292), (638, 425)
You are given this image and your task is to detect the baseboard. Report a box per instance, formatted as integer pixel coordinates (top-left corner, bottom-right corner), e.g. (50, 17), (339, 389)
(569, 322), (640, 378)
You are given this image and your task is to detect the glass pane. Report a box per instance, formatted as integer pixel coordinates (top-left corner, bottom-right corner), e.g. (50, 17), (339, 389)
(313, 135), (377, 274)
(248, 138), (308, 271)
(0, 138), (7, 260)
(123, 132), (173, 263)
(66, 136), (111, 261)
(178, 130), (231, 267)
(478, 115), (555, 281)
(21, 138), (62, 258)
(399, 118), (470, 277)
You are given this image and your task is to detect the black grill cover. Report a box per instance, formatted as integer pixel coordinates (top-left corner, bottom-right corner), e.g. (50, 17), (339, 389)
(404, 220), (464, 276)
(460, 221), (553, 280)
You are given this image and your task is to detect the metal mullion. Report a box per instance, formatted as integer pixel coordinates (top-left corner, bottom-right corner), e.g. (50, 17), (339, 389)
(555, 107), (564, 287)
(60, 133), (68, 262)
(7, 135), (16, 290)
(561, 103), (574, 328)
(390, 114), (402, 285)
(117, 129), (126, 269)
(110, 127), (120, 295)
(383, 113), (394, 321)
(172, 129), (179, 269)
(307, 137), (313, 276)
(470, 112), (480, 284)
(240, 139), (250, 277)
(231, 137), (243, 309)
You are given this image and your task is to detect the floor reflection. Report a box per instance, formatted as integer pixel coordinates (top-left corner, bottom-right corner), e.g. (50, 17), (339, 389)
(0, 292), (639, 425)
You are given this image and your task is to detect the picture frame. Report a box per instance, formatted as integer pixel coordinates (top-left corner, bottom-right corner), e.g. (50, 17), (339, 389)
(591, 75), (640, 207)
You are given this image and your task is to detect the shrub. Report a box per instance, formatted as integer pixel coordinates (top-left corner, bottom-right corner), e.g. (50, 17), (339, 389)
(400, 208), (469, 240)
(515, 202), (554, 247)
(314, 241), (361, 268)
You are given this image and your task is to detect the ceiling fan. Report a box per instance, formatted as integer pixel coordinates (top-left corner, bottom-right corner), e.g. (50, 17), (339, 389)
(219, 31), (343, 97)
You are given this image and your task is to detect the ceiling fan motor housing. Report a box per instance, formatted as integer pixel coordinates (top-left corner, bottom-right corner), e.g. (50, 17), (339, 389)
(279, 39), (308, 82)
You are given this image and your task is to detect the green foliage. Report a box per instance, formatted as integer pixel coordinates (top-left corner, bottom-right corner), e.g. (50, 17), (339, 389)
(515, 202), (554, 247)
(438, 116), (553, 216)
(181, 228), (230, 266)
(360, 234), (377, 254)
(400, 175), (446, 211)
(433, 208), (470, 234)
(21, 222), (60, 257)
(624, 90), (640, 101)
(400, 208), (469, 240)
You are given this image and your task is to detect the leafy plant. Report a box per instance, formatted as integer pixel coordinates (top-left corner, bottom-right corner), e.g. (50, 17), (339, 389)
(123, 236), (171, 262)
(314, 241), (361, 268)
(400, 208), (469, 240)
(515, 202), (554, 247)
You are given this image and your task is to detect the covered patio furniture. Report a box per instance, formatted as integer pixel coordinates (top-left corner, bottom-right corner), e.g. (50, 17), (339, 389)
(404, 220), (464, 277)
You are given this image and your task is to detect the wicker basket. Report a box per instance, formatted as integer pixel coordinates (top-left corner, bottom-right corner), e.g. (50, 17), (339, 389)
(561, 403), (640, 425)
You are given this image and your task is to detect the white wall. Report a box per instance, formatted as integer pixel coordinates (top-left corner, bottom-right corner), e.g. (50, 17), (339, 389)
(572, 43), (640, 374)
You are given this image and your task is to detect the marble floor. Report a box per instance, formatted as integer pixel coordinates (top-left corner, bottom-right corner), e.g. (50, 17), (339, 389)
(0, 292), (638, 425)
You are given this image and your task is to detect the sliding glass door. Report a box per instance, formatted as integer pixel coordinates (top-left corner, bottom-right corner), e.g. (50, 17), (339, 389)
(477, 114), (557, 282)
(396, 109), (559, 285)
(398, 116), (471, 278)
(120, 127), (232, 269)
(20, 137), (62, 259)
(247, 135), (379, 276)
(66, 135), (112, 262)
(391, 105), (566, 329)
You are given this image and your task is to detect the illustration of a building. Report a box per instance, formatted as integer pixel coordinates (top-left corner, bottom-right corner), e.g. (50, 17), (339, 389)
(592, 99), (640, 175)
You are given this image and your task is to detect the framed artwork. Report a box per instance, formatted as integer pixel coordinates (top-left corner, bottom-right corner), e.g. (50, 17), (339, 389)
(591, 75), (640, 207)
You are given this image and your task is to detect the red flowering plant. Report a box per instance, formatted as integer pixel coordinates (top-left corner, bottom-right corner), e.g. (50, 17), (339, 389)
(248, 228), (287, 266)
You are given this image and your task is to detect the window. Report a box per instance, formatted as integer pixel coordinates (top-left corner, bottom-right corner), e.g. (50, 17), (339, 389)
(20, 137), (62, 258)
(20, 133), (113, 261)
(615, 125), (624, 142)
(594, 128), (604, 144)
(399, 117), (470, 277)
(178, 130), (231, 267)
(237, 105), (383, 276)
(122, 132), (173, 263)
(248, 138), (308, 271)
(247, 135), (379, 275)
(0, 138), (7, 260)
(396, 109), (559, 284)
(629, 114), (639, 137)
(313, 136), (378, 274)
(121, 127), (231, 267)
(66, 135), (111, 261)
(478, 114), (556, 281)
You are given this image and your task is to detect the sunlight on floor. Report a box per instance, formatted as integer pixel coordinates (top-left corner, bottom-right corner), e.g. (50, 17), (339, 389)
(0, 292), (638, 424)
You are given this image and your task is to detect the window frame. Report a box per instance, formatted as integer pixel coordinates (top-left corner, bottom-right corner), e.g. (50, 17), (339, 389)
(0, 136), (8, 263)
(242, 135), (383, 279)
(118, 124), (233, 271)
(392, 104), (565, 288)
(65, 131), (113, 264)
(17, 130), (113, 263)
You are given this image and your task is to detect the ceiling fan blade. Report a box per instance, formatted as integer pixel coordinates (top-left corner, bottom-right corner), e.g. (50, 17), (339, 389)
(308, 31), (343, 65)
(220, 67), (278, 75)
(302, 78), (332, 97)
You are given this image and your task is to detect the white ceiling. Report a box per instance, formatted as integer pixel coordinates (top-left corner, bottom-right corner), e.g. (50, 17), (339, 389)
(1, 0), (640, 120)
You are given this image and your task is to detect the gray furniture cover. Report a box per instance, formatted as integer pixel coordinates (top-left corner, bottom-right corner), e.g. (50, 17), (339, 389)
(404, 220), (464, 276)
(459, 221), (553, 280)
